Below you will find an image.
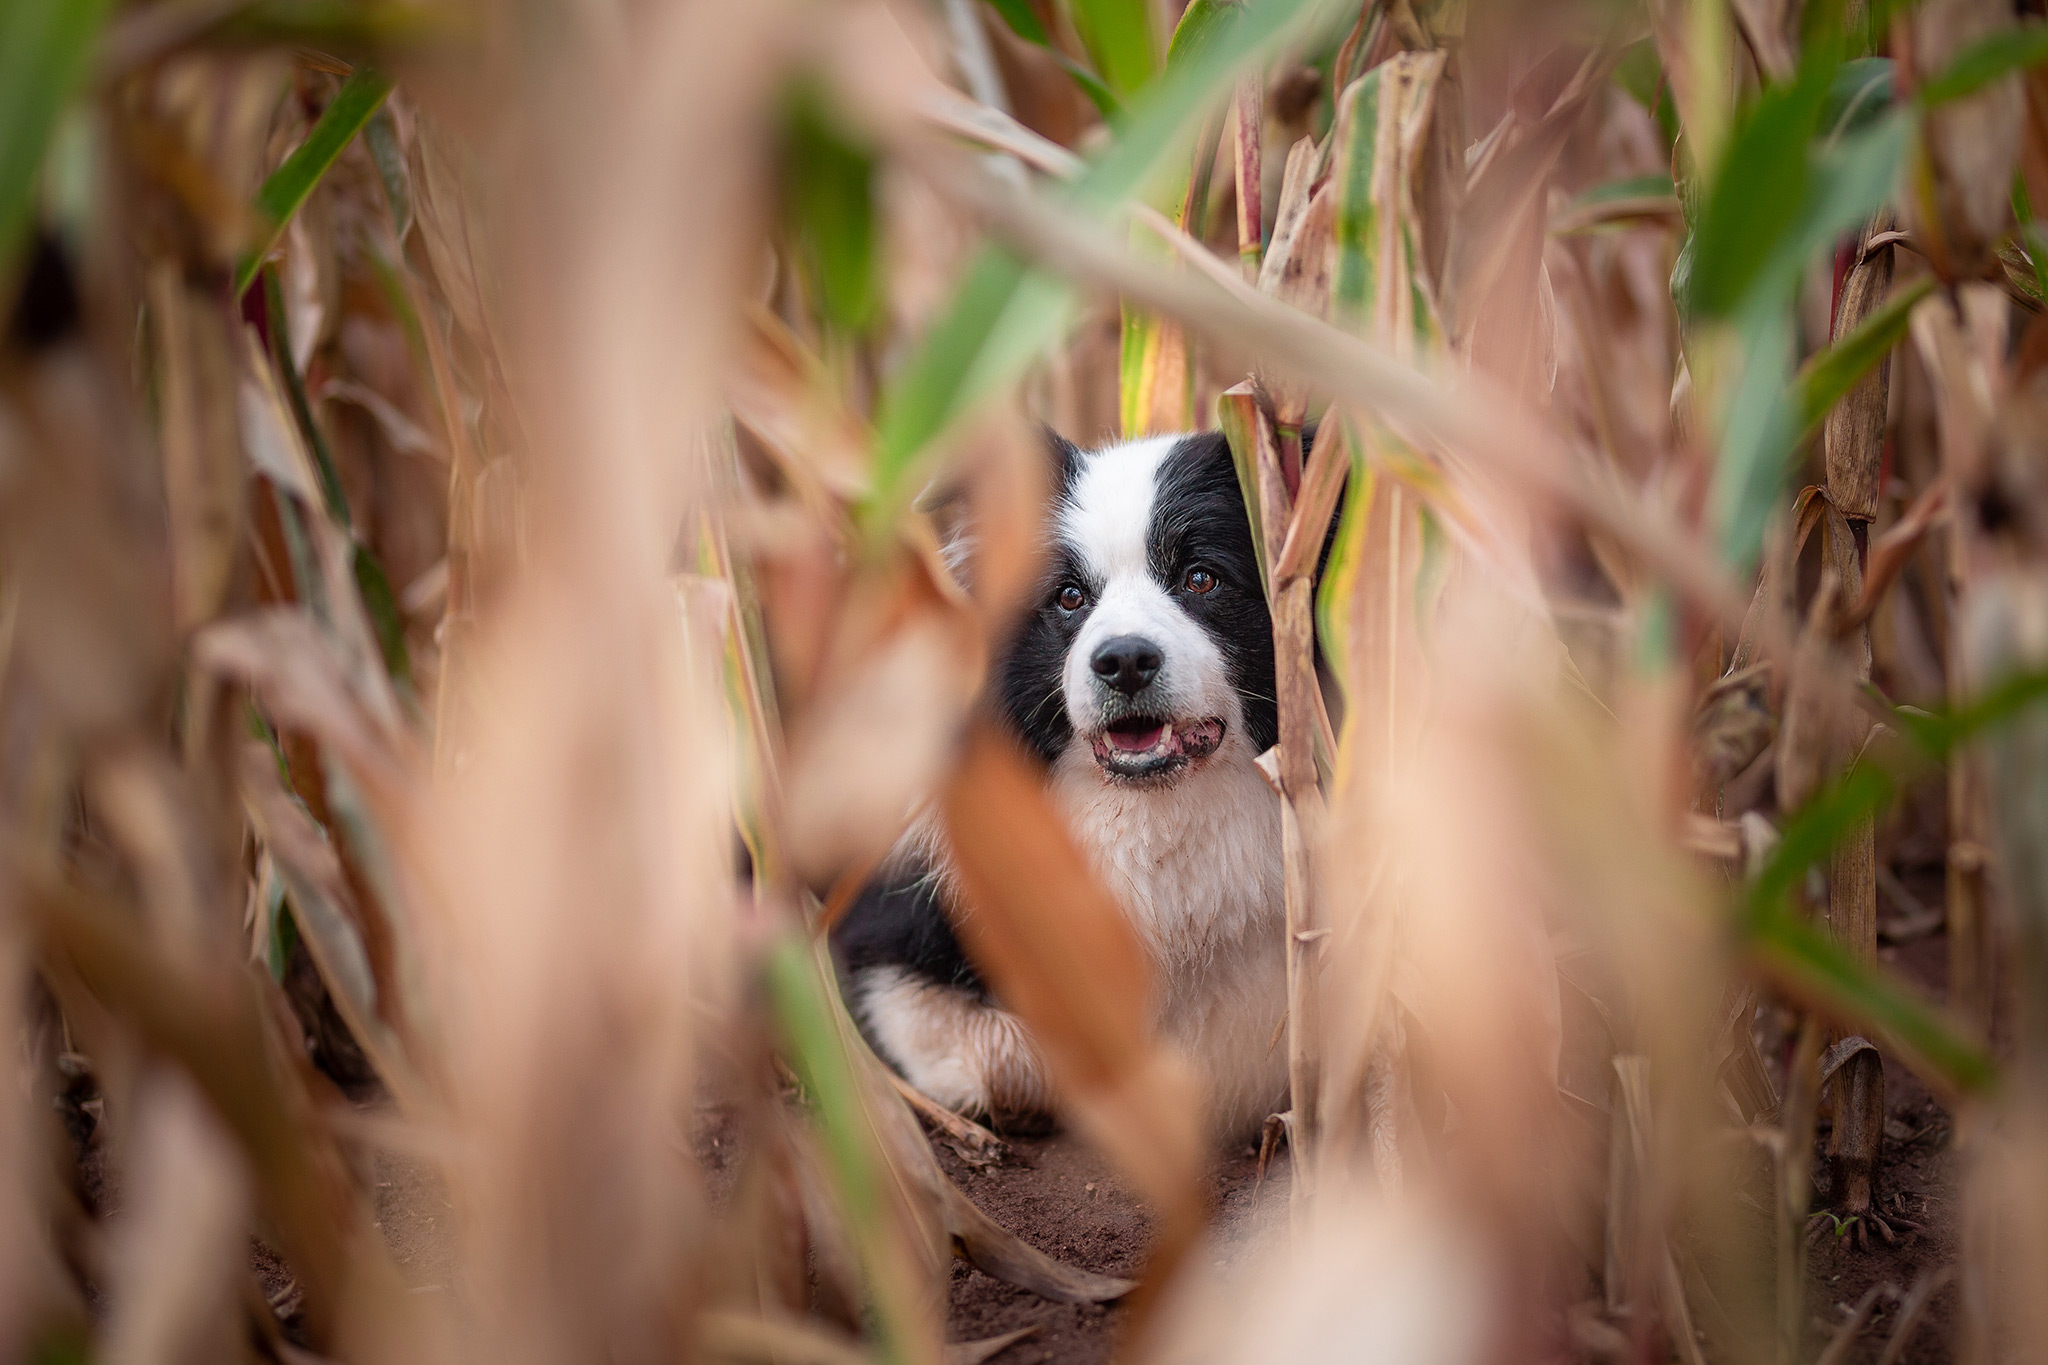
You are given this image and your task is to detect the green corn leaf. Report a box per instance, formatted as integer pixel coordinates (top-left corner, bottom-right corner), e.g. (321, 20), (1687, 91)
(1793, 274), (1934, 434)
(1118, 0), (1237, 437)
(1737, 668), (2048, 1096)
(263, 268), (352, 525)
(865, 0), (1333, 529)
(1684, 60), (1835, 319)
(1572, 172), (1678, 206)
(984, 0), (1121, 115)
(784, 89), (880, 334)
(212, 0), (460, 51)
(1917, 21), (2048, 109)
(1328, 67), (1383, 326)
(1615, 38), (1680, 149)
(1711, 299), (1799, 569)
(1070, 0), (1157, 99)
(1055, 53), (1125, 117)
(1160, 0), (1237, 67)
(351, 545), (411, 687)
(2015, 177), (2048, 303)
(0, 0), (113, 283)
(764, 933), (925, 1365)
(987, 0), (1052, 44)
(1746, 901), (1996, 1095)
(1822, 57), (1894, 141)
(235, 68), (393, 295)
(1700, 106), (1909, 564)
(766, 934), (880, 1242)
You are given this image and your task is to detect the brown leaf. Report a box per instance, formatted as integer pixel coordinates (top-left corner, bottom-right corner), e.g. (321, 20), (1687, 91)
(1693, 664), (1777, 792)
(1823, 225), (1897, 522)
(938, 718), (1204, 1231)
(729, 309), (872, 514)
(193, 609), (409, 803)
(238, 741), (426, 1107)
(148, 265), (247, 633)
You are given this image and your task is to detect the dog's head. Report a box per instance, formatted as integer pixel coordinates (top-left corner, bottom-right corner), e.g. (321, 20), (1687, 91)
(994, 430), (1277, 785)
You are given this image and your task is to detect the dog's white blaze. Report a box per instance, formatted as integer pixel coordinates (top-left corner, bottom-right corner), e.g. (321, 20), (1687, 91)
(1059, 437), (1242, 735)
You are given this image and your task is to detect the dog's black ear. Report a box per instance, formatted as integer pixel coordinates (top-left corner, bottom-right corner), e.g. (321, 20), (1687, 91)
(1042, 424), (1084, 494)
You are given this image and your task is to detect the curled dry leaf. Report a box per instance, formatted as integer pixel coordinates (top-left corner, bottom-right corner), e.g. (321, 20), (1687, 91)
(1824, 222), (1897, 523)
(939, 717), (1204, 1238)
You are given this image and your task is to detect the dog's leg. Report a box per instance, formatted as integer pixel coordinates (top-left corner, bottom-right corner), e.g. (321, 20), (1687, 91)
(853, 967), (1055, 1130)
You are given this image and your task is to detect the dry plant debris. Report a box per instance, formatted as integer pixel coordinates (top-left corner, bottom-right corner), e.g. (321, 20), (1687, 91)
(2, 0), (2048, 1363)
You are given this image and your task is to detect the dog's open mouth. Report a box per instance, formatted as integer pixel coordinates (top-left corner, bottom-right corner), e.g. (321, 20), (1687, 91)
(1089, 715), (1225, 778)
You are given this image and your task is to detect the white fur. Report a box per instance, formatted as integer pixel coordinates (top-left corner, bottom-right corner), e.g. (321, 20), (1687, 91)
(1051, 734), (1287, 1137)
(1059, 439), (1241, 736)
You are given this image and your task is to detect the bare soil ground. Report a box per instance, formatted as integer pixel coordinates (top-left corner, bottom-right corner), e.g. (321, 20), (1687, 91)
(934, 1132), (1285, 1365)
(1794, 926), (1961, 1365)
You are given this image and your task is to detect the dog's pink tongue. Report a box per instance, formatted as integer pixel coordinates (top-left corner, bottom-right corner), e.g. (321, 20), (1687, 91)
(1109, 724), (1165, 753)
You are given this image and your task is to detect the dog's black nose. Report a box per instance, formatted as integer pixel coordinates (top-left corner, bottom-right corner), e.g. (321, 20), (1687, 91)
(1091, 636), (1162, 695)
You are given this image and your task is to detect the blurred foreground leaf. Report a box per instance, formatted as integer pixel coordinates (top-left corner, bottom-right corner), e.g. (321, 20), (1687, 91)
(1070, 0), (1157, 99)
(985, 0), (1121, 115)
(1916, 22), (2048, 108)
(767, 933), (933, 1365)
(1821, 57), (1894, 140)
(785, 89), (879, 334)
(0, 0), (113, 282)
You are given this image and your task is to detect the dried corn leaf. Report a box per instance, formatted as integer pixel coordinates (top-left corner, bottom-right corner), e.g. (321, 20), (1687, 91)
(148, 265), (246, 633)
(1821, 223), (1896, 521)
(940, 719), (1203, 1219)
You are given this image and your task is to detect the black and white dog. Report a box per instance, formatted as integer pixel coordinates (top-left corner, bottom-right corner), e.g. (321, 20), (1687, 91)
(832, 429), (1289, 1139)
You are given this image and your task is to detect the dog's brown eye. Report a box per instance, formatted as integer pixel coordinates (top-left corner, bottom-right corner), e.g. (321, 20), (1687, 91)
(1184, 567), (1217, 595)
(1057, 585), (1086, 612)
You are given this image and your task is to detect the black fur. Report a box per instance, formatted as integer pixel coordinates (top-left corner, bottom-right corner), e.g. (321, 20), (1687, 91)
(1144, 431), (1279, 752)
(831, 858), (988, 1002)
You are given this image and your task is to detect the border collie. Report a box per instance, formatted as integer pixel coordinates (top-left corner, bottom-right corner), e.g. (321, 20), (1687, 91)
(831, 429), (1288, 1140)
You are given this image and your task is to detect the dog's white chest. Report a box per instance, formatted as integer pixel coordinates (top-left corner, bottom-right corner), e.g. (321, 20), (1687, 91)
(1052, 743), (1289, 1134)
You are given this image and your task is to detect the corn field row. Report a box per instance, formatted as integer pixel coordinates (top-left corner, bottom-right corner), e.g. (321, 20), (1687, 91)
(2, 0), (2047, 1362)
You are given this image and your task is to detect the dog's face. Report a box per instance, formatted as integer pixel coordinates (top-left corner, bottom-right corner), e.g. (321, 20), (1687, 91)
(995, 431), (1277, 783)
